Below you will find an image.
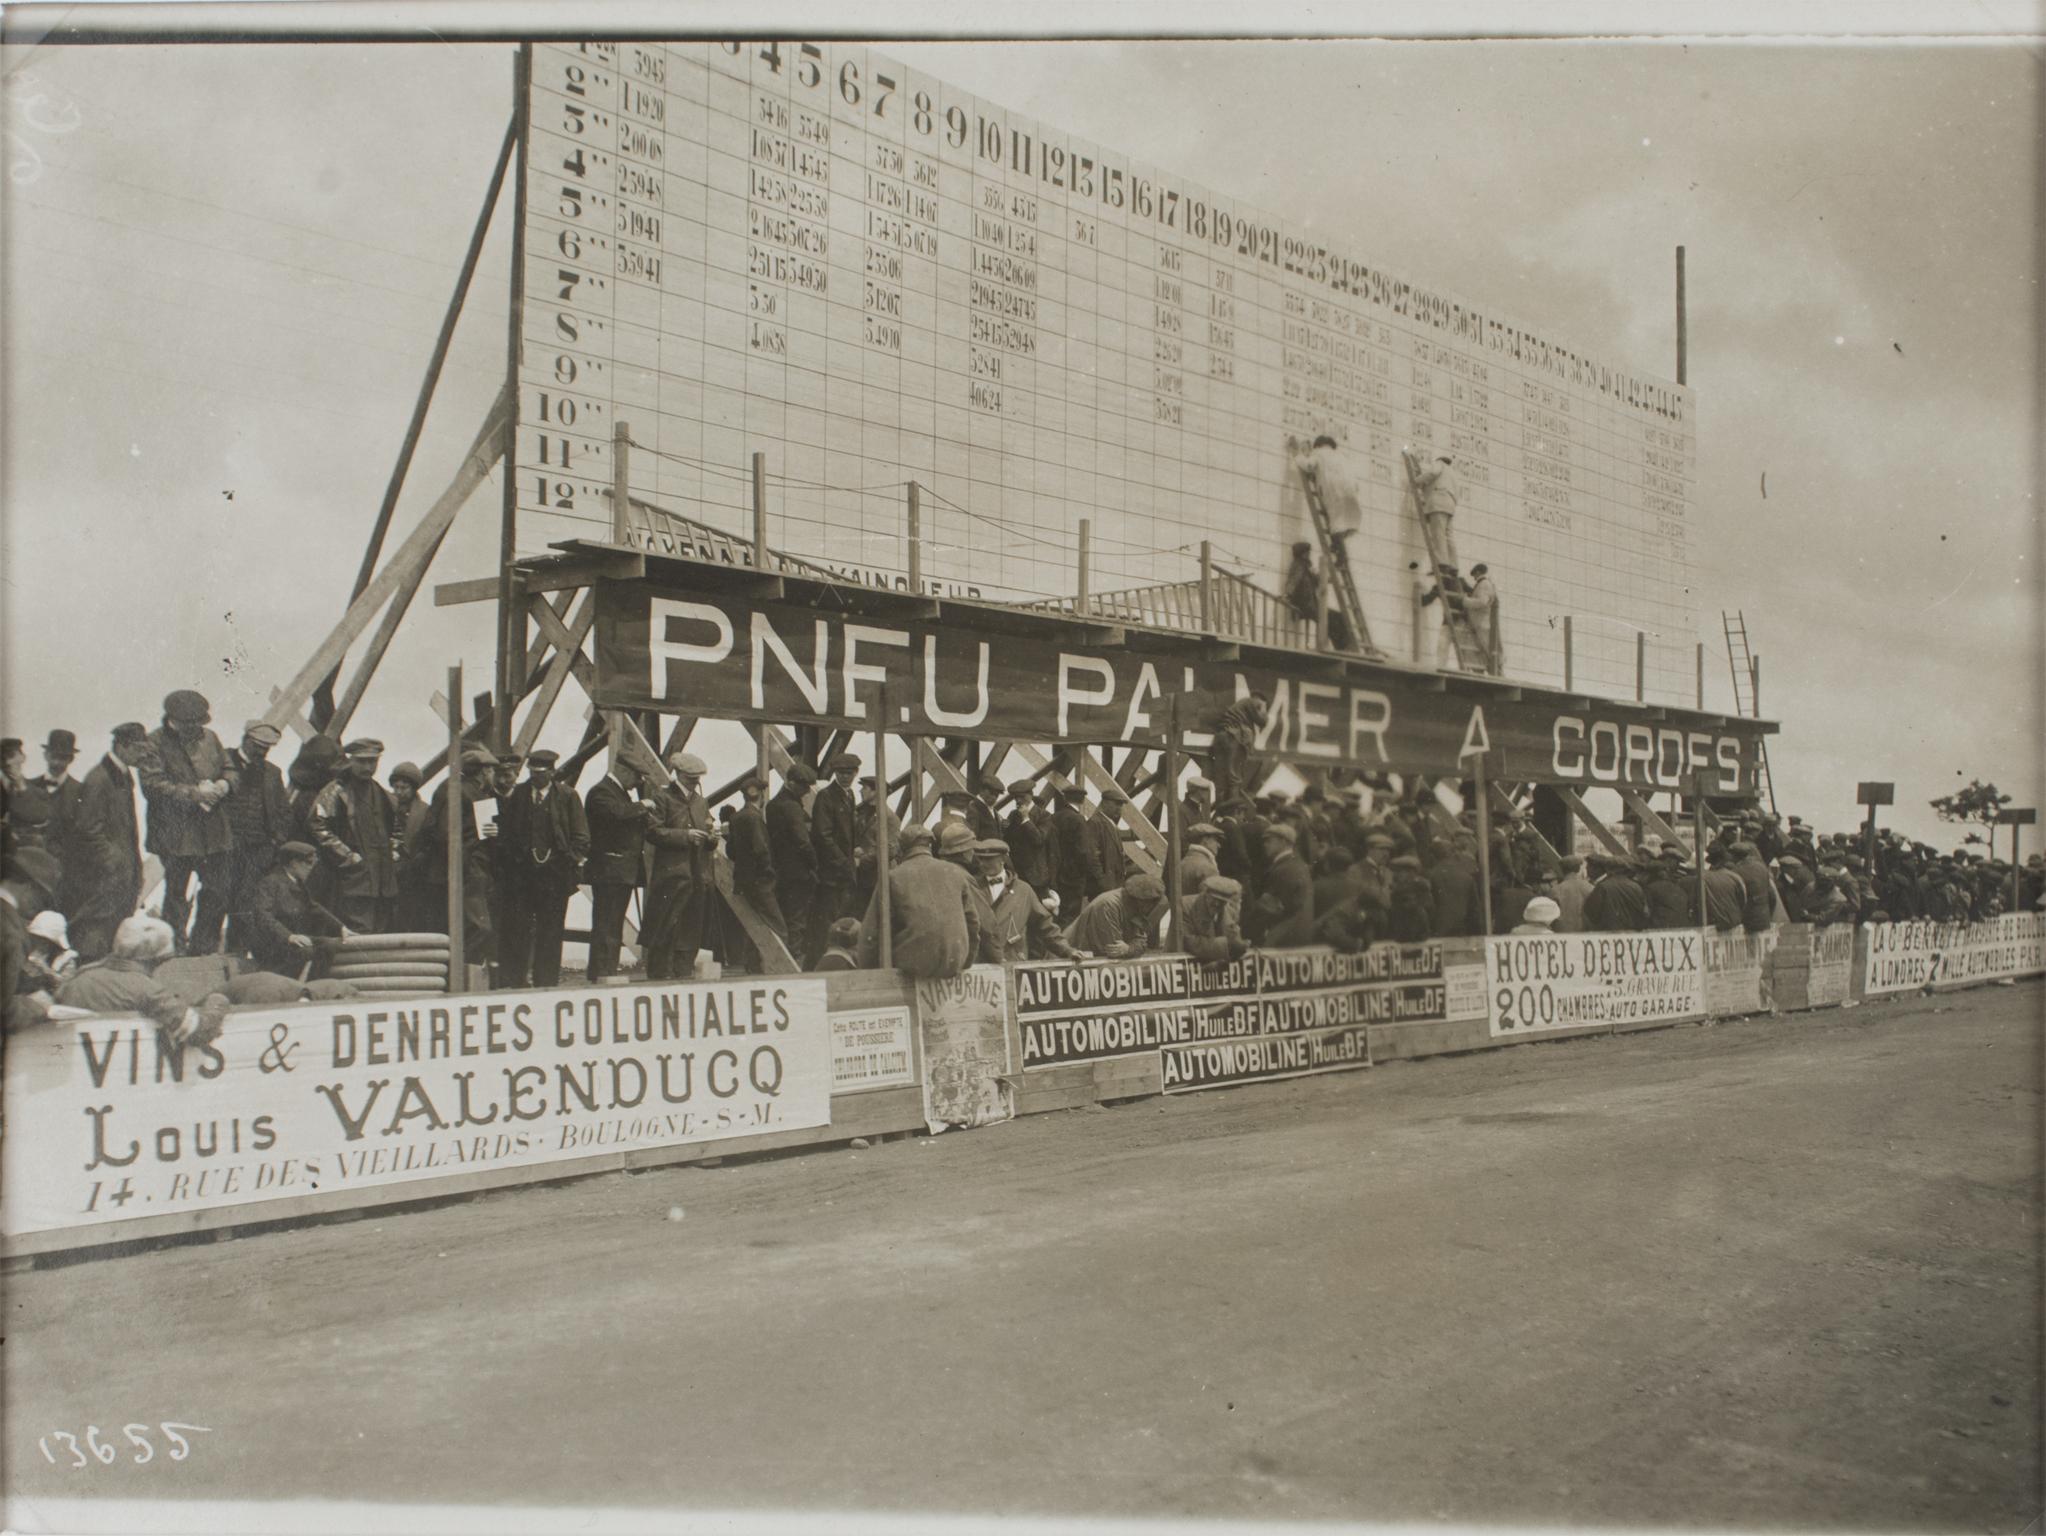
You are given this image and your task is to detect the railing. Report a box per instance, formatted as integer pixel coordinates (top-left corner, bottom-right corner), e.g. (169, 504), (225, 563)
(1015, 566), (1325, 651)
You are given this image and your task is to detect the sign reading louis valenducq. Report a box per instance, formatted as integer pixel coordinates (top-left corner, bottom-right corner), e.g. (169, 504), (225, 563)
(3, 979), (833, 1236)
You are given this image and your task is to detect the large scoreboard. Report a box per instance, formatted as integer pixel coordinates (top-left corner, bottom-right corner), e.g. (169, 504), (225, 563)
(512, 40), (1698, 702)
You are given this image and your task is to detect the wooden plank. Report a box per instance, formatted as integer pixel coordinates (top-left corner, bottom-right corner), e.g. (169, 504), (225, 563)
(1557, 786), (1631, 858)
(1365, 1016), (1499, 1062)
(262, 385), (510, 734)
(1616, 785), (1687, 848)
(510, 589), (597, 758)
(434, 576), (501, 607)
(331, 518), (456, 735)
(266, 686), (319, 744)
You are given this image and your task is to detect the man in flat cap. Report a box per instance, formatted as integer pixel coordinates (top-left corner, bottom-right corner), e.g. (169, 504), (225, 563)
(243, 840), (347, 977)
(1088, 789), (1129, 897)
(1052, 785), (1099, 924)
(725, 773), (786, 964)
(1179, 821), (1225, 898)
(407, 744), (500, 972)
(1407, 448), (1463, 578)
(583, 755), (654, 982)
(140, 688), (235, 954)
(1003, 779), (1058, 899)
(1182, 873), (1249, 964)
(852, 773), (898, 919)
(496, 749), (591, 988)
(67, 723), (151, 960)
(857, 818), (980, 978)
(1249, 821), (1315, 947)
(970, 835), (1072, 963)
(1065, 871), (1166, 960)
(808, 752), (861, 966)
(221, 720), (293, 952)
(388, 759), (428, 863)
(968, 774), (1005, 845)
(767, 761), (819, 967)
(310, 737), (400, 936)
(1582, 852), (1648, 934)
(644, 751), (717, 981)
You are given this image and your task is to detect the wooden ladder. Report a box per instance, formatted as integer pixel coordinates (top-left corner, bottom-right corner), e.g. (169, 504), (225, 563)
(1292, 454), (1375, 655)
(1401, 449), (1494, 674)
(1721, 610), (1777, 814)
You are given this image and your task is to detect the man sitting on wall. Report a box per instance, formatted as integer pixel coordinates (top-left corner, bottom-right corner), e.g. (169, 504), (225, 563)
(56, 915), (229, 1047)
(1065, 871), (1165, 961)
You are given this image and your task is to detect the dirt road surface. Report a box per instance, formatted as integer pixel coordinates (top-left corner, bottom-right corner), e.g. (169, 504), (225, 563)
(7, 983), (2040, 1530)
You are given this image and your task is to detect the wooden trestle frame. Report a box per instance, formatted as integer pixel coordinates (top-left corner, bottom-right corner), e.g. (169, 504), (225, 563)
(249, 97), (1747, 986)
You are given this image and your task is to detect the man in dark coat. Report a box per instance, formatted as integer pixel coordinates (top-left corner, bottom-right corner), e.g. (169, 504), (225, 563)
(726, 774), (786, 952)
(1181, 874), (1248, 963)
(1731, 841), (1779, 933)
(1386, 854), (1435, 942)
(1001, 780), (1057, 898)
(1249, 822), (1315, 947)
(1643, 850), (1698, 928)
(1207, 693), (1269, 808)
(1065, 871), (1167, 959)
(69, 723), (150, 961)
(221, 720), (293, 951)
(967, 774), (1004, 844)
(19, 729), (85, 912)
(1702, 845), (1748, 932)
(494, 749), (591, 988)
(857, 824), (980, 977)
(2, 846), (62, 1033)
(139, 689), (236, 954)
(309, 738), (401, 935)
(971, 837), (1073, 963)
(1583, 855), (1649, 933)
(408, 746), (499, 973)
(1427, 835), (1484, 938)
(583, 757), (651, 981)
(643, 752), (717, 981)
(852, 774), (899, 916)
(243, 841), (346, 976)
(767, 761), (819, 962)
(1088, 790), (1129, 897)
(1053, 787), (1101, 920)
(809, 752), (860, 964)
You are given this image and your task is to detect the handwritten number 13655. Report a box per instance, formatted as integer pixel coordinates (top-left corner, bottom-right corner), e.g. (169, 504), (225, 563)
(39, 1423), (211, 1467)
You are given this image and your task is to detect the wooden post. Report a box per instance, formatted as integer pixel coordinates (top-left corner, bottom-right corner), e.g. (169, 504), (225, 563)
(611, 421), (632, 544)
(494, 44), (532, 757)
(1473, 750), (1494, 937)
(1635, 629), (1646, 703)
(2013, 823), (2023, 914)
(907, 480), (922, 596)
(1563, 616), (1573, 691)
(1077, 519), (1091, 617)
(1675, 244), (1687, 386)
(1686, 770), (1713, 924)
(446, 664), (466, 990)
(1750, 655), (1762, 718)
(874, 686), (893, 970)
(752, 451), (769, 571)
(1165, 695), (1185, 952)
(1696, 641), (1705, 709)
(1198, 540), (1213, 631)
(1863, 802), (1879, 870)
(317, 115), (517, 729)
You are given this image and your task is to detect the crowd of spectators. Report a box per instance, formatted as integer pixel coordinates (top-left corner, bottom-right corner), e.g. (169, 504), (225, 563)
(6, 688), (2043, 1022)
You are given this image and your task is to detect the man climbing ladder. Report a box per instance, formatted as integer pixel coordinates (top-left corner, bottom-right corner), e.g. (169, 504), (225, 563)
(1289, 435), (1374, 656)
(1400, 447), (1497, 675)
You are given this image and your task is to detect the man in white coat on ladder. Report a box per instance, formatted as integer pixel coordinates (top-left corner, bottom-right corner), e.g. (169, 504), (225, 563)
(1294, 434), (1364, 567)
(1412, 451), (1462, 577)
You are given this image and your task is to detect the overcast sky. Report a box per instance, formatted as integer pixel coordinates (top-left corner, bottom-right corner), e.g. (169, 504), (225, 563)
(2, 9), (2038, 847)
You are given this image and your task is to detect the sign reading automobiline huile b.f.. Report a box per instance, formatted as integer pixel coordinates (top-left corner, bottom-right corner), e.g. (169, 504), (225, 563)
(2, 980), (833, 1237)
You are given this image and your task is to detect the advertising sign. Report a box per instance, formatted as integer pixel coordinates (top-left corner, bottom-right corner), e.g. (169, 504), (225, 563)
(593, 583), (1764, 788)
(2, 979), (832, 1237)
(1702, 929), (1779, 1016)
(1485, 931), (1705, 1037)
(830, 1006), (916, 1091)
(1863, 913), (2046, 995)
(1805, 925), (1855, 1009)
(916, 966), (1015, 1131)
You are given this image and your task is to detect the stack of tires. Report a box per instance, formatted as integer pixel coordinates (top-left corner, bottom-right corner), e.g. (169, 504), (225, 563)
(328, 933), (451, 997)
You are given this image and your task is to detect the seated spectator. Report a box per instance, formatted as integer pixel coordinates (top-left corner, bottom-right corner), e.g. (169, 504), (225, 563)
(24, 909), (80, 991)
(56, 916), (228, 1046)
(1386, 854), (1435, 942)
(1181, 874), (1248, 963)
(1066, 872), (1166, 959)
(243, 841), (347, 977)
(815, 917), (863, 972)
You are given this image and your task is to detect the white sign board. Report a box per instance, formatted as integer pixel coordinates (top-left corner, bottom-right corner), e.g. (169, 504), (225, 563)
(1862, 913), (2046, 995)
(830, 1005), (916, 1091)
(513, 40), (1696, 701)
(1485, 931), (1706, 1037)
(3, 979), (832, 1237)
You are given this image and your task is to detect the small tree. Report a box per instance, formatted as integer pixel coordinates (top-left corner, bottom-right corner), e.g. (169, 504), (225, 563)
(1930, 779), (2011, 848)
